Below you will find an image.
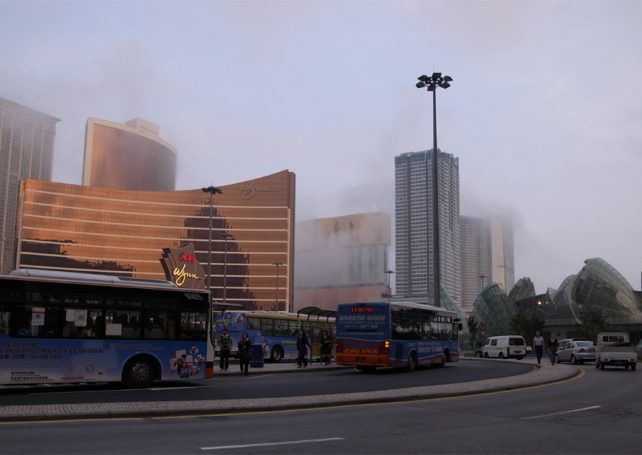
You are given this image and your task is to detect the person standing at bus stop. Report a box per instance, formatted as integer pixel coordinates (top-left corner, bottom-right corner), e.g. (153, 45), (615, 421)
(296, 329), (311, 368)
(320, 329), (333, 366)
(238, 332), (252, 375)
(532, 331), (545, 365)
(219, 328), (232, 371)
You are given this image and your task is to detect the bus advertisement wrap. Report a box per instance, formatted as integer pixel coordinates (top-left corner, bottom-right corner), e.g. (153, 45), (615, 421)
(214, 309), (335, 363)
(0, 336), (206, 384)
(0, 269), (213, 387)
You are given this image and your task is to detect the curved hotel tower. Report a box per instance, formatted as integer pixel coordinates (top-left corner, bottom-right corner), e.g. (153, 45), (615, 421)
(15, 170), (295, 311)
(82, 117), (176, 191)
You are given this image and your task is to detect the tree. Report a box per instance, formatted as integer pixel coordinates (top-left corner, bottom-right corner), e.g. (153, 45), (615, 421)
(579, 307), (607, 342)
(510, 310), (544, 343)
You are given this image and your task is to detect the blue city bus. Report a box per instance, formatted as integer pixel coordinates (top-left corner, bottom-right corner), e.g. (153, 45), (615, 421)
(335, 301), (460, 371)
(214, 308), (335, 362)
(0, 269), (213, 387)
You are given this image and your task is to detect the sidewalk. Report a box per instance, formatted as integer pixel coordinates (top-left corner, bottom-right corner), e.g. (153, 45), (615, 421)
(0, 358), (579, 422)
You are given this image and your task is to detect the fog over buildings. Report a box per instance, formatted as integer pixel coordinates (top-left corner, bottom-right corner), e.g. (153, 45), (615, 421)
(2, 1), (642, 293)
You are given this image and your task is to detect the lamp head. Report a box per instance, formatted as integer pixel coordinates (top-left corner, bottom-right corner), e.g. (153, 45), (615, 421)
(416, 81), (426, 88)
(418, 74), (430, 83)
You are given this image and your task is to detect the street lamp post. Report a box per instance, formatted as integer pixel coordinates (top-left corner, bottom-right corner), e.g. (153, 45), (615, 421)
(201, 185), (222, 292)
(221, 233), (232, 303)
(273, 262), (283, 311)
(416, 72), (452, 307)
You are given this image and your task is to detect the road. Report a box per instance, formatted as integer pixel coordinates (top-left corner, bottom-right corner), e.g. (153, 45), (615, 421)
(1, 363), (640, 454)
(0, 360), (530, 406)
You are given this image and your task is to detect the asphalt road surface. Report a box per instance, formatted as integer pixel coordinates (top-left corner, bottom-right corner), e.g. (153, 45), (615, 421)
(0, 363), (640, 454)
(0, 360), (531, 406)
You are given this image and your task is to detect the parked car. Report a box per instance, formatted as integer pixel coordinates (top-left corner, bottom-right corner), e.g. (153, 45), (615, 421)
(636, 340), (642, 360)
(556, 339), (596, 364)
(482, 335), (526, 359)
(595, 332), (637, 371)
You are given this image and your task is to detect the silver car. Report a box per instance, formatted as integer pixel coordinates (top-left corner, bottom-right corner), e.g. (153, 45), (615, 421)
(556, 339), (596, 364)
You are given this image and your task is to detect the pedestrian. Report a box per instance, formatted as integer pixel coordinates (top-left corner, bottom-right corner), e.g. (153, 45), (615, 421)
(296, 329), (311, 368)
(320, 329), (333, 366)
(547, 333), (559, 365)
(218, 328), (232, 371)
(532, 330), (545, 365)
(238, 332), (252, 375)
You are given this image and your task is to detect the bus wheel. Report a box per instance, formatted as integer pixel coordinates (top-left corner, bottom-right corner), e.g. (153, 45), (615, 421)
(124, 356), (156, 388)
(270, 346), (284, 363)
(408, 353), (418, 371)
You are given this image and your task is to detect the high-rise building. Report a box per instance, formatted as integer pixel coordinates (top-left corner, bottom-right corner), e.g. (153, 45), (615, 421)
(460, 216), (490, 314)
(15, 170), (295, 311)
(460, 215), (515, 313)
(394, 149), (461, 306)
(294, 212), (391, 311)
(82, 117), (176, 191)
(0, 97), (59, 274)
(489, 217), (515, 292)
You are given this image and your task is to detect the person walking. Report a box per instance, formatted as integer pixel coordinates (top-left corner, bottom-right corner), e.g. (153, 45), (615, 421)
(320, 329), (333, 366)
(238, 332), (252, 375)
(296, 329), (311, 368)
(547, 333), (559, 365)
(532, 331), (545, 365)
(218, 328), (232, 371)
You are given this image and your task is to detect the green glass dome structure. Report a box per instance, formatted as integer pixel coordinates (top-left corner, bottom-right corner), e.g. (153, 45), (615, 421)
(473, 257), (642, 336)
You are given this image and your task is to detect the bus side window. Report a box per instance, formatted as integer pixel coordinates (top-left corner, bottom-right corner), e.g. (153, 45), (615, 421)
(261, 319), (274, 337)
(275, 319), (288, 337)
(9, 308), (32, 337)
(287, 320), (298, 336)
(0, 310), (9, 335)
(180, 312), (207, 340)
(247, 317), (259, 330)
(145, 311), (169, 339)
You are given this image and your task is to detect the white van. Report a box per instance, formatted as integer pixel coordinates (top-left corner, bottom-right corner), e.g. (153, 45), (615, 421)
(482, 335), (526, 359)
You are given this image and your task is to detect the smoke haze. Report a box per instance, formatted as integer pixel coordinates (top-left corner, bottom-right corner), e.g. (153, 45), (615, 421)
(2, 1), (641, 293)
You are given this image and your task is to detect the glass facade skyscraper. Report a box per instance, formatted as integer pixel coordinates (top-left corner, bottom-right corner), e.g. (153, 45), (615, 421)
(15, 170), (295, 311)
(0, 97), (58, 274)
(394, 149), (461, 306)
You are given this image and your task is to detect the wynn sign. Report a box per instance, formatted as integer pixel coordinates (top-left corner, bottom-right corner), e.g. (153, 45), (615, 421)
(160, 243), (206, 289)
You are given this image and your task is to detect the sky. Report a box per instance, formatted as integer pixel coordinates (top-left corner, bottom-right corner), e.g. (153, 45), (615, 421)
(2, 0), (642, 293)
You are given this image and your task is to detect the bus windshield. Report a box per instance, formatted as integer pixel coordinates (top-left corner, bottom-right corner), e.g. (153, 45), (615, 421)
(0, 270), (213, 387)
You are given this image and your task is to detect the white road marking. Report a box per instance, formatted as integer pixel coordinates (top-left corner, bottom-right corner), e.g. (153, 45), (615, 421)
(244, 374), (275, 380)
(200, 437), (344, 450)
(521, 405), (601, 420)
(149, 386), (193, 391)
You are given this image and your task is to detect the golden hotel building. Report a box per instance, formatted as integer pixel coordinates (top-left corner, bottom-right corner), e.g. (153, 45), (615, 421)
(82, 117), (176, 191)
(15, 170), (295, 311)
